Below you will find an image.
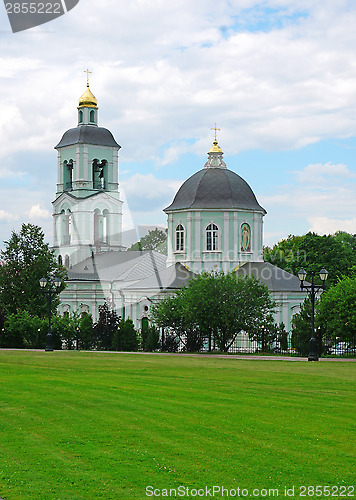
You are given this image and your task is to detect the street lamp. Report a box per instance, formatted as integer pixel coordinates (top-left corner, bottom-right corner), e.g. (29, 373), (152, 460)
(298, 267), (328, 361)
(39, 276), (62, 351)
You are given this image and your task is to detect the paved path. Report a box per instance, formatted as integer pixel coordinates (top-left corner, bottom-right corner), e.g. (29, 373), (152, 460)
(2, 349), (354, 361)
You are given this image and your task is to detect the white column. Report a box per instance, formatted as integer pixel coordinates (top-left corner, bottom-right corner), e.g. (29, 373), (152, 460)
(187, 213), (192, 265)
(254, 215), (259, 261)
(75, 146), (81, 184)
(167, 213), (173, 266)
(224, 212), (229, 264)
(113, 150), (119, 185)
(233, 213), (238, 263)
(194, 212), (201, 272)
(83, 146), (89, 182)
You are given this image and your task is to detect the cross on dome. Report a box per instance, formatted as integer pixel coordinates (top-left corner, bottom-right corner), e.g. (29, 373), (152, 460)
(211, 123), (221, 142)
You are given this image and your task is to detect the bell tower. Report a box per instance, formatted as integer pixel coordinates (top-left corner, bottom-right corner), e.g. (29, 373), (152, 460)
(52, 71), (124, 267)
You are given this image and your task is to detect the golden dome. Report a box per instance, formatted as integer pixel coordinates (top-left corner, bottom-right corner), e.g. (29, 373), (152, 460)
(209, 140), (223, 153)
(78, 84), (98, 109)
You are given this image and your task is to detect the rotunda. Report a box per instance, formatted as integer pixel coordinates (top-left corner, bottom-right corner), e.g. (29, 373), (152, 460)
(164, 136), (266, 273)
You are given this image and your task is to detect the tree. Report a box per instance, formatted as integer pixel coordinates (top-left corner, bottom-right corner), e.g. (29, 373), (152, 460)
(77, 313), (94, 350)
(0, 224), (66, 317)
(250, 321), (288, 353)
(93, 302), (120, 350)
(151, 292), (205, 352)
(113, 318), (139, 351)
(317, 272), (356, 345)
(127, 228), (168, 254)
(290, 297), (325, 356)
(52, 314), (78, 350)
(264, 231), (356, 285)
(2, 310), (47, 349)
(151, 271), (276, 352)
(145, 325), (161, 351)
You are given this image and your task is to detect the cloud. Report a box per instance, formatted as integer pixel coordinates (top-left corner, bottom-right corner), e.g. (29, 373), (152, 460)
(0, 210), (18, 222)
(308, 217), (356, 235)
(260, 159), (356, 245)
(0, 0), (356, 163)
(121, 173), (178, 206)
(0, 0), (355, 248)
(294, 162), (356, 184)
(28, 204), (51, 219)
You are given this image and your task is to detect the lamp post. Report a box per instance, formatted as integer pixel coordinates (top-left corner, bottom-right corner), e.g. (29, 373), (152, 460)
(298, 267), (328, 361)
(39, 276), (62, 352)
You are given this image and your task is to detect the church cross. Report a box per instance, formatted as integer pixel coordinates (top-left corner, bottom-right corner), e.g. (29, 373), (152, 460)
(211, 123), (220, 142)
(84, 68), (92, 86)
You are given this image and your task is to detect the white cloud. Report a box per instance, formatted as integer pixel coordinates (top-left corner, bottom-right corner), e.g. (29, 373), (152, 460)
(308, 217), (356, 235)
(28, 204), (51, 220)
(121, 173), (178, 202)
(0, 0), (355, 247)
(0, 210), (18, 222)
(294, 162), (356, 184)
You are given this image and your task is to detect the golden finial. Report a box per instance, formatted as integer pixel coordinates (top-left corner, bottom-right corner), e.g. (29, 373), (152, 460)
(78, 69), (98, 109)
(84, 68), (92, 87)
(211, 123), (221, 142)
(209, 123), (223, 153)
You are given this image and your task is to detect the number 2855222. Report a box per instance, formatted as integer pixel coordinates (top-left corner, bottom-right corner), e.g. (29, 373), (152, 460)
(5, 3), (62, 14)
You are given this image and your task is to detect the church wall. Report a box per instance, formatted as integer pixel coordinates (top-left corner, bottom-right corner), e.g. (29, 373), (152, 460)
(168, 207), (263, 273)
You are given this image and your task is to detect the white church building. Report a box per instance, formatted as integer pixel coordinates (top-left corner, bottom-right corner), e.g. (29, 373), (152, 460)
(55, 80), (306, 336)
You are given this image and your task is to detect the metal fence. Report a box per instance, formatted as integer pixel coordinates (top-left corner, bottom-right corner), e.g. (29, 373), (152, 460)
(160, 330), (356, 357)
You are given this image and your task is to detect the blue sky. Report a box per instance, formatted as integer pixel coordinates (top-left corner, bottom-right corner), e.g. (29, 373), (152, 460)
(0, 0), (355, 248)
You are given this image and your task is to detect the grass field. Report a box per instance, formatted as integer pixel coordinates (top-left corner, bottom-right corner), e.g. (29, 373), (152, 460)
(0, 351), (354, 500)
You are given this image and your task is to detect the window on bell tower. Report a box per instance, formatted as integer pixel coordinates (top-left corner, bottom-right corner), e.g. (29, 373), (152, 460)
(63, 160), (73, 191)
(92, 159), (107, 189)
(90, 110), (95, 123)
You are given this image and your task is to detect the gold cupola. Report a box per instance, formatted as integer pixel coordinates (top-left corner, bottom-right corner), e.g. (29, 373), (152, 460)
(78, 69), (98, 109)
(208, 140), (223, 154)
(78, 85), (98, 109)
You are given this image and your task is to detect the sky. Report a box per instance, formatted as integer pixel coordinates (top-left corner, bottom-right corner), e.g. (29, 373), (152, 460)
(0, 0), (355, 249)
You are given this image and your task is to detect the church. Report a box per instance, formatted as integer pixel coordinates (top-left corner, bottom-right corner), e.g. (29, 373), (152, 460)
(54, 77), (306, 340)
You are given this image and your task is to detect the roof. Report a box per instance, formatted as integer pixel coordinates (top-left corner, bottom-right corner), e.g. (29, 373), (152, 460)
(125, 263), (195, 291)
(67, 250), (166, 282)
(164, 168), (266, 213)
(235, 262), (304, 292)
(55, 125), (120, 149)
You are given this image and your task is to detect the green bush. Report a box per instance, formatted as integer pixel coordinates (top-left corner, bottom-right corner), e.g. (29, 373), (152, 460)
(3, 310), (47, 349)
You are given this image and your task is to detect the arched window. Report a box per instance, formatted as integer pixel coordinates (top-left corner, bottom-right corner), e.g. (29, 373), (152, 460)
(64, 255), (70, 268)
(58, 255), (63, 266)
(175, 224), (184, 251)
(90, 110), (95, 123)
(103, 209), (109, 243)
(206, 223), (219, 251)
(79, 110), (83, 123)
(63, 160), (73, 191)
(94, 209), (100, 243)
(92, 159), (107, 189)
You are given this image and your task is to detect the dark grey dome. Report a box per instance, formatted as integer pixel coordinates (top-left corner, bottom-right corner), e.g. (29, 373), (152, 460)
(164, 168), (266, 213)
(55, 125), (120, 149)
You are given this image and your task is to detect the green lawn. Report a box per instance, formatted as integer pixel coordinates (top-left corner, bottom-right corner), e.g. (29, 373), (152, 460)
(0, 352), (354, 500)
